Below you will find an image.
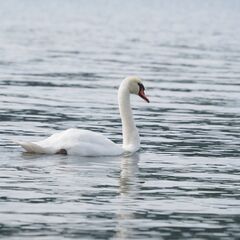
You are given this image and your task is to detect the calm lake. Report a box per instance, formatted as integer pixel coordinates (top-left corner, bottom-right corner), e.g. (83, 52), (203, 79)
(0, 0), (240, 239)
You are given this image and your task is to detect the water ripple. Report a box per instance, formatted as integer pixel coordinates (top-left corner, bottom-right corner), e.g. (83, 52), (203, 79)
(0, 0), (240, 239)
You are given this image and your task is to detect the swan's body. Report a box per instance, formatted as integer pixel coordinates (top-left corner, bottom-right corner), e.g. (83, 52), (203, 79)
(16, 76), (149, 156)
(16, 129), (123, 156)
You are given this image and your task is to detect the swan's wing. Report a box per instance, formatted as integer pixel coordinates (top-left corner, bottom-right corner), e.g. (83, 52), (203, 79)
(16, 128), (123, 156)
(50, 128), (123, 156)
(14, 130), (71, 154)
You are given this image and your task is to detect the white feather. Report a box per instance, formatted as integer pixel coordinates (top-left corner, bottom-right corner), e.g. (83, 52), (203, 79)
(16, 76), (148, 156)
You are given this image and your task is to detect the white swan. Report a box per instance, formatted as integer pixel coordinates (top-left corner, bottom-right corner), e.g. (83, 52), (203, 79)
(16, 76), (149, 156)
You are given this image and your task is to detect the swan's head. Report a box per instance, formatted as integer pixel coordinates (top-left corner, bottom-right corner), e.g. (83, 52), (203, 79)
(127, 76), (150, 103)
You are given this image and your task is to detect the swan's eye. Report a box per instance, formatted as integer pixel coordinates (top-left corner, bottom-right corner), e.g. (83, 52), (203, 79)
(138, 83), (145, 92)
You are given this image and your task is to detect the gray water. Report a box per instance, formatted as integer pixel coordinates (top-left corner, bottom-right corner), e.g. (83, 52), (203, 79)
(0, 0), (240, 239)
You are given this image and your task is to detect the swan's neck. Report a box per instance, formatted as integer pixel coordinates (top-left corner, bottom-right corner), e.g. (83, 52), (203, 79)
(118, 83), (140, 152)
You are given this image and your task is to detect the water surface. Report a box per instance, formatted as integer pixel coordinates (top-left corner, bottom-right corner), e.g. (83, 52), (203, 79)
(0, 0), (240, 239)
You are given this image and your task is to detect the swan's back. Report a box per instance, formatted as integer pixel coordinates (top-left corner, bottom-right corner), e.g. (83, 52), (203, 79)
(17, 128), (123, 156)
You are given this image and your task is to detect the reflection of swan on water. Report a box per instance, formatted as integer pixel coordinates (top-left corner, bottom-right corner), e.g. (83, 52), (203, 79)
(16, 76), (149, 156)
(115, 153), (141, 239)
(119, 153), (140, 196)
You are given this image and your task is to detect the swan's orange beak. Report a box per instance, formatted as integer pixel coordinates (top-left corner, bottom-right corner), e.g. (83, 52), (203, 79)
(139, 89), (150, 103)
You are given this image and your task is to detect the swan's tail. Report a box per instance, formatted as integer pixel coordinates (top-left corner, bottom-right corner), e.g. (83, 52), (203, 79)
(14, 141), (46, 154)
